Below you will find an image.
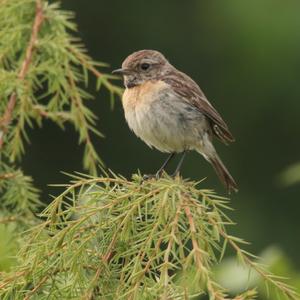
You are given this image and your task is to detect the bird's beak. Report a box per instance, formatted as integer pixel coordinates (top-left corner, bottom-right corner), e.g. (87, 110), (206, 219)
(112, 68), (131, 75)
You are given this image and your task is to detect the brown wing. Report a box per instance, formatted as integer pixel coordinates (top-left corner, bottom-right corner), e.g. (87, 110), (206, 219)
(161, 69), (235, 144)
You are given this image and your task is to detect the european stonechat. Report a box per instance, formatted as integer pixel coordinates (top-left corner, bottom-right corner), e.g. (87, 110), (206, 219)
(113, 50), (237, 193)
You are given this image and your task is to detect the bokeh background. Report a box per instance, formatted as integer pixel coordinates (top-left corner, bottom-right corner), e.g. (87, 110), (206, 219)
(22, 0), (300, 273)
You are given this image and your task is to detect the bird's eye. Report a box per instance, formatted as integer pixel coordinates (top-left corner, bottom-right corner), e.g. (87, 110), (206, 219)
(140, 63), (150, 71)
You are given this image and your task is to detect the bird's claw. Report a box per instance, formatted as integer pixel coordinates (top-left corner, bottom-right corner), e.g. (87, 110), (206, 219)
(170, 171), (180, 178)
(142, 171), (162, 181)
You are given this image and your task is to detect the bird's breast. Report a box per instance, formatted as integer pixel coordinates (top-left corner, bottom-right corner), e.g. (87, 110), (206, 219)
(121, 79), (209, 153)
(122, 80), (168, 139)
(122, 80), (176, 151)
(122, 80), (168, 110)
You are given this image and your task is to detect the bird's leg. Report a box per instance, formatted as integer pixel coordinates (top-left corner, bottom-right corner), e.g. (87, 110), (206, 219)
(172, 151), (187, 177)
(143, 153), (175, 180)
(155, 152), (176, 177)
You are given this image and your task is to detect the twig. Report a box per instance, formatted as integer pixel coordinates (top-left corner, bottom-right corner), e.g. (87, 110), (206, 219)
(32, 105), (73, 121)
(163, 202), (182, 281)
(184, 201), (230, 300)
(184, 204), (203, 269)
(67, 46), (123, 96)
(0, 271), (27, 290)
(83, 231), (118, 300)
(208, 217), (299, 300)
(0, 216), (17, 224)
(0, 0), (44, 149)
(66, 66), (93, 147)
(65, 64), (102, 172)
(0, 172), (16, 180)
(24, 276), (48, 300)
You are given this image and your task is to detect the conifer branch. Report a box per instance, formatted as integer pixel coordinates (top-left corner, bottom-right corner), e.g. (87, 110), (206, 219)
(209, 217), (299, 300)
(67, 45), (123, 98)
(0, 0), (44, 149)
(0, 0), (122, 173)
(0, 174), (297, 299)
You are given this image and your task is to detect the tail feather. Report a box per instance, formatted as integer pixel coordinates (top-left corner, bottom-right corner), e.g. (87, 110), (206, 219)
(209, 155), (238, 193)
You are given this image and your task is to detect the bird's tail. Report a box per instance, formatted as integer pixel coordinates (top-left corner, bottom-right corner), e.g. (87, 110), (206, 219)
(208, 154), (238, 193)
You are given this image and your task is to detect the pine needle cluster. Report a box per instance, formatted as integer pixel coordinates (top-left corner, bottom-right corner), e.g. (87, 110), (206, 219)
(0, 0), (122, 222)
(0, 173), (298, 300)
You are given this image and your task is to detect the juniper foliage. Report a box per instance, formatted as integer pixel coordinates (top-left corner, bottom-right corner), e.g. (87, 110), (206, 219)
(0, 0), (122, 220)
(0, 173), (298, 299)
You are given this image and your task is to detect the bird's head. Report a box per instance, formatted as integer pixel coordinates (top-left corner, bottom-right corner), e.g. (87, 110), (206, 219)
(113, 50), (170, 88)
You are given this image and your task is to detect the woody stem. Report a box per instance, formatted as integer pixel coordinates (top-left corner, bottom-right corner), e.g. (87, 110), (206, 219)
(0, 0), (44, 149)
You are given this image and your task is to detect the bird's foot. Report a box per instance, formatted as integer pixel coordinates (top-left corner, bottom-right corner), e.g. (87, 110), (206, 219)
(170, 171), (181, 178)
(142, 174), (155, 180)
(142, 170), (165, 181)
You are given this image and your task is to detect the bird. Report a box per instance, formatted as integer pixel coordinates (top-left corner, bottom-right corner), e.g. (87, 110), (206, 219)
(113, 50), (238, 193)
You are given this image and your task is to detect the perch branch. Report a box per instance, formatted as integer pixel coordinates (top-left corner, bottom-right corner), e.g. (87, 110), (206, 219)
(0, 0), (44, 149)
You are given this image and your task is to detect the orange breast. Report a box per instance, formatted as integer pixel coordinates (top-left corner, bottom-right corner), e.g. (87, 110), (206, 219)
(122, 80), (168, 110)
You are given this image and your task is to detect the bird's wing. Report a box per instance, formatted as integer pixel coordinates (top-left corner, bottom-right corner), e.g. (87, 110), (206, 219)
(161, 70), (235, 144)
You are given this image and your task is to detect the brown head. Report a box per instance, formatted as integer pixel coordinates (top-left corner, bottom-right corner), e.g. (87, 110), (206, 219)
(113, 50), (171, 88)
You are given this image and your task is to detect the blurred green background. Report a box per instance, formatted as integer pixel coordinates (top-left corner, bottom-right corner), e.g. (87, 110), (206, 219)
(22, 0), (300, 269)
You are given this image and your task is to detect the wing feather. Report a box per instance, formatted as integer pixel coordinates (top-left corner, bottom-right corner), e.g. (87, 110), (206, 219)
(161, 70), (235, 144)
